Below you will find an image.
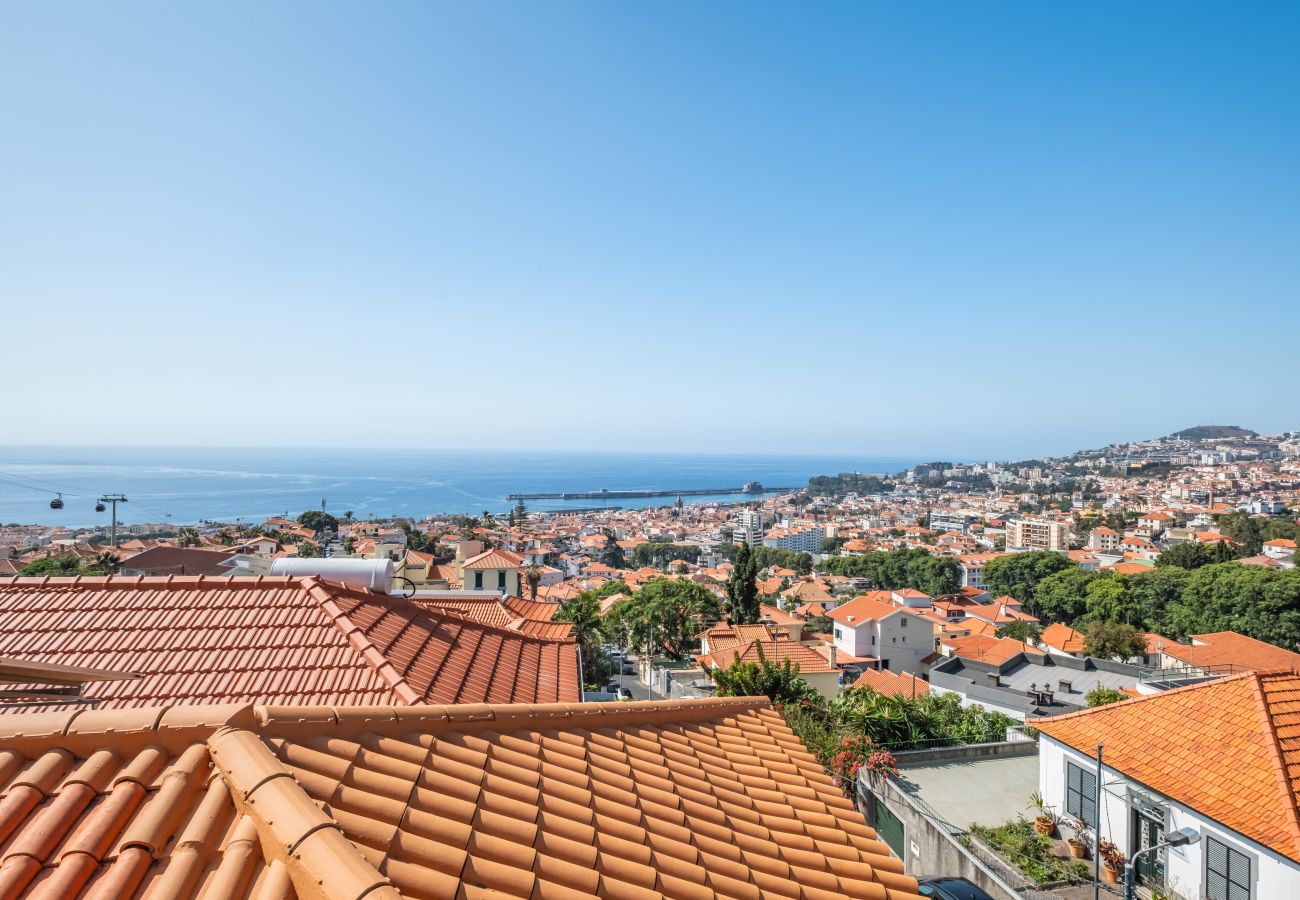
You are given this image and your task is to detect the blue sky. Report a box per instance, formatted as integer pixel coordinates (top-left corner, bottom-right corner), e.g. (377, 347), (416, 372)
(2, 2), (1297, 458)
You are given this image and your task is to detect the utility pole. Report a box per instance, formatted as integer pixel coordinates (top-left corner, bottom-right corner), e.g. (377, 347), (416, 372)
(98, 494), (128, 548)
(1094, 743), (1104, 900)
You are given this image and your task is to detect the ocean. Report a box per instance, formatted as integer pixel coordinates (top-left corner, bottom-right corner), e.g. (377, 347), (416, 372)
(0, 447), (924, 528)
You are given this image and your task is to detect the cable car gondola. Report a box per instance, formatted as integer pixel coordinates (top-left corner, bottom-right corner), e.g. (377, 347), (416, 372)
(95, 502), (106, 512)
(50, 493), (64, 510)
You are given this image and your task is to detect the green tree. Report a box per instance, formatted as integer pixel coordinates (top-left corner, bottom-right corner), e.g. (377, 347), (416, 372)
(1216, 512), (1265, 557)
(524, 564), (542, 600)
(631, 543), (702, 570)
(555, 591), (607, 685)
(19, 555), (82, 576)
(1167, 563), (1300, 647)
(510, 499), (527, 527)
(1124, 566), (1189, 634)
(82, 552), (121, 575)
(1083, 620), (1147, 661)
(296, 540), (320, 558)
(982, 551), (1075, 607)
(176, 527), (199, 548)
(1033, 567), (1102, 623)
(297, 511), (339, 535)
(831, 687), (1015, 747)
(598, 530), (627, 570)
(726, 543), (760, 624)
(607, 578), (721, 659)
(1155, 542), (1213, 570)
(1085, 686), (1127, 707)
(820, 548), (960, 596)
(1083, 576), (1134, 625)
(996, 620), (1044, 644)
(711, 643), (820, 705)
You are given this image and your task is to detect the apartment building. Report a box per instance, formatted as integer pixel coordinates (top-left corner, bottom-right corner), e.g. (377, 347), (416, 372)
(1006, 518), (1070, 552)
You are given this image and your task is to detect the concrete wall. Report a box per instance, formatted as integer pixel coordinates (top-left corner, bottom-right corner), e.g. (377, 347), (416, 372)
(892, 738), (1038, 767)
(858, 772), (1025, 900)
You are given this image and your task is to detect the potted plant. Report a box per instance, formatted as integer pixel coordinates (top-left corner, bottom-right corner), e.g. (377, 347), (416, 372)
(1098, 839), (1125, 884)
(1026, 791), (1059, 836)
(1062, 817), (1090, 859)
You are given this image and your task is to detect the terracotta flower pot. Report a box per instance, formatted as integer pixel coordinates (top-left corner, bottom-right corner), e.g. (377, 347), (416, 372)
(1103, 867), (1120, 884)
(1067, 839), (1086, 859)
(1033, 816), (1055, 835)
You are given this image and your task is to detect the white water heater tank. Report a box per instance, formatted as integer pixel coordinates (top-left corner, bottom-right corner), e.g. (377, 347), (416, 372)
(268, 558), (394, 592)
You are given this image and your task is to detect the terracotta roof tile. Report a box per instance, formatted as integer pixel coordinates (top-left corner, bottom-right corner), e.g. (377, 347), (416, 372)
(0, 697), (920, 900)
(0, 576), (579, 711)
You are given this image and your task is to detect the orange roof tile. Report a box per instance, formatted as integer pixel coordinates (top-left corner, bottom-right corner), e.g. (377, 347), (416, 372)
(0, 576), (579, 711)
(850, 669), (929, 698)
(1158, 631), (1300, 673)
(827, 592), (905, 625)
(1039, 622), (1086, 655)
(0, 698), (922, 899)
(1036, 670), (1300, 862)
(942, 634), (1042, 666)
(460, 548), (524, 569)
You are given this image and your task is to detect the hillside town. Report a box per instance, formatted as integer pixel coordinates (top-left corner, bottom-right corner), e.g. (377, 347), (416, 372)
(1, 427), (1298, 898)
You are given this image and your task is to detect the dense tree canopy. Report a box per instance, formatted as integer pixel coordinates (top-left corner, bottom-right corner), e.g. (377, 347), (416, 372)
(820, 548), (960, 597)
(297, 511), (339, 535)
(631, 542), (702, 570)
(1083, 620), (1147, 661)
(606, 578), (721, 659)
(806, 473), (892, 497)
(982, 551), (1075, 607)
(1154, 542), (1215, 570)
(1032, 567), (1101, 623)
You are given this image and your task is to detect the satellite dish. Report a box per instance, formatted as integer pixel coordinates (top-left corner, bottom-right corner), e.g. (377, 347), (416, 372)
(50, 493), (64, 510)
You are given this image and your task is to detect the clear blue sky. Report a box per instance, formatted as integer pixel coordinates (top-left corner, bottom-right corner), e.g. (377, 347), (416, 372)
(3, 2), (1297, 458)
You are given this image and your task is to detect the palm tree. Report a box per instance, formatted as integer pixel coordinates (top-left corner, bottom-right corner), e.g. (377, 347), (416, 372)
(87, 551), (121, 575)
(524, 564), (543, 600)
(555, 593), (606, 686)
(177, 527), (199, 548)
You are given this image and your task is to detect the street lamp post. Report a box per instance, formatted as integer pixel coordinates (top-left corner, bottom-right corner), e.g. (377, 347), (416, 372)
(1123, 827), (1200, 900)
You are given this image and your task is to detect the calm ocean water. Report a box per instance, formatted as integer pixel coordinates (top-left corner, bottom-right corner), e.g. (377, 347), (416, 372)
(0, 447), (923, 528)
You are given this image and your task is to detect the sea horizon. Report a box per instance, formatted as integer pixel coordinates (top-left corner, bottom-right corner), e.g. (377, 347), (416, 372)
(0, 446), (933, 529)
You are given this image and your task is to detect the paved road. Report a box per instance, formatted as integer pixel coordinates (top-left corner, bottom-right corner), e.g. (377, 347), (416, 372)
(613, 656), (661, 700)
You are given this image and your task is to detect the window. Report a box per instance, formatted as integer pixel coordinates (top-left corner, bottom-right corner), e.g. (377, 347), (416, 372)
(900, 617), (908, 628)
(1065, 761), (1097, 829)
(498, 571), (506, 589)
(474, 571), (483, 589)
(1206, 837), (1252, 900)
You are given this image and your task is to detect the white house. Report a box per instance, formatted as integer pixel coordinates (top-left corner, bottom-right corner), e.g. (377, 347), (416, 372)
(827, 591), (934, 673)
(1036, 671), (1300, 900)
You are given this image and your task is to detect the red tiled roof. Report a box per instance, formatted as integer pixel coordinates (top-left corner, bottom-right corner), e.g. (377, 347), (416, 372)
(942, 634), (1042, 666)
(850, 669), (929, 698)
(1036, 670), (1300, 862)
(0, 576), (579, 711)
(1158, 631), (1300, 673)
(0, 698), (921, 900)
(1039, 622), (1086, 654)
(460, 548), (524, 569)
(827, 592), (904, 625)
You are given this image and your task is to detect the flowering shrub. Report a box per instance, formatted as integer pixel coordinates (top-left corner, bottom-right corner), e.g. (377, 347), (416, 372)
(828, 735), (899, 782)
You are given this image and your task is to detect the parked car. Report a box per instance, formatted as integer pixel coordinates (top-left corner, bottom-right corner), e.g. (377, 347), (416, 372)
(602, 682), (620, 694)
(913, 878), (996, 900)
(620, 660), (637, 674)
(615, 686), (633, 700)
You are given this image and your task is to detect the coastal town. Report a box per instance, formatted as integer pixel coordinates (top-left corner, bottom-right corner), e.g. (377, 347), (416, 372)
(1, 425), (1298, 899)
(6, 0), (1299, 895)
